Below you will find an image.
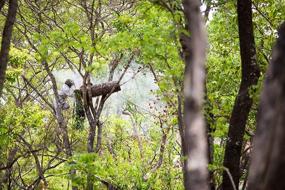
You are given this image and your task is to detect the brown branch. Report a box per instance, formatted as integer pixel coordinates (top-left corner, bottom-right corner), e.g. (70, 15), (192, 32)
(22, 76), (55, 113)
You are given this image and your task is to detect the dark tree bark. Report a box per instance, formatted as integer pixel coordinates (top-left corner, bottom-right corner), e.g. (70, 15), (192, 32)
(80, 81), (121, 97)
(181, 0), (209, 189)
(2, 147), (17, 189)
(0, 0), (6, 12)
(82, 80), (120, 153)
(205, 99), (216, 190)
(95, 121), (103, 153)
(0, 0), (18, 97)
(221, 1), (260, 189)
(177, 95), (187, 185)
(247, 22), (285, 190)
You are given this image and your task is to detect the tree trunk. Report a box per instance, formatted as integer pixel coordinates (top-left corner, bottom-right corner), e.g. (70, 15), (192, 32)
(205, 80), (216, 190)
(177, 95), (187, 185)
(83, 80), (108, 190)
(82, 82), (96, 190)
(43, 60), (77, 190)
(2, 147), (17, 189)
(247, 22), (285, 190)
(95, 122), (103, 153)
(0, 0), (18, 97)
(221, 1), (260, 189)
(206, 106), (215, 190)
(181, 0), (209, 189)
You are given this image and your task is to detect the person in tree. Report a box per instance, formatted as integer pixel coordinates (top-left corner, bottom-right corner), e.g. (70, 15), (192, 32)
(58, 79), (75, 110)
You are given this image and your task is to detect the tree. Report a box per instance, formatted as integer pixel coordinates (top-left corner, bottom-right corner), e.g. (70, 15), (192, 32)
(221, 0), (260, 189)
(0, 0), (18, 97)
(181, 0), (209, 189)
(1, 0), (285, 189)
(248, 22), (285, 190)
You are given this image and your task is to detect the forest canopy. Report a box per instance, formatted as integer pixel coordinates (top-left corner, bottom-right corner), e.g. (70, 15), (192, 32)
(0, 0), (284, 190)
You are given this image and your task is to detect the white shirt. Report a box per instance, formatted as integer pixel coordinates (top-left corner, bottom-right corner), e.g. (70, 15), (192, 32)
(59, 84), (75, 97)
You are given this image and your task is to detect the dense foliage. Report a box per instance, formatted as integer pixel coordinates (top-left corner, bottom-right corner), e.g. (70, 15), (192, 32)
(0, 0), (284, 189)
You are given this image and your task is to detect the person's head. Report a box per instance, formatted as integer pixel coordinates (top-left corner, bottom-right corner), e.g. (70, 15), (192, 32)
(65, 79), (75, 88)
